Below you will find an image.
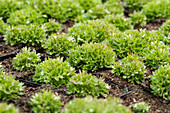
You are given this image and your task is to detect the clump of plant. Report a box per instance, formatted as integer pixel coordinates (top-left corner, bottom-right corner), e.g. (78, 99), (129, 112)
(107, 29), (151, 58)
(131, 102), (150, 113)
(7, 7), (47, 26)
(104, 14), (133, 31)
(142, 0), (170, 22)
(33, 58), (75, 88)
(129, 11), (147, 27)
(30, 89), (62, 113)
(68, 43), (116, 72)
(111, 54), (146, 84)
(12, 47), (41, 71)
(78, 0), (102, 11)
(30, 0), (84, 23)
(0, 18), (7, 35)
(159, 20), (170, 37)
(0, 0), (23, 19)
(68, 19), (119, 44)
(143, 41), (170, 70)
(42, 33), (77, 56)
(150, 64), (170, 100)
(0, 74), (24, 100)
(62, 96), (132, 113)
(67, 72), (110, 97)
(76, 5), (110, 22)
(104, 0), (124, 15)
(4, 24), (46, 46)
(124, 0), (149, 11)
(43, 19), (62, 35)
(0, 103), (19, 113)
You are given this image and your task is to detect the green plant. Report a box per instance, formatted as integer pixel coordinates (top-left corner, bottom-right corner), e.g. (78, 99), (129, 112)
(42, 33), (77, 56)
(43, 19), (62, 35)
(7, 7), (47, 26)
(150, 64), (170, 100)
(111, 54), (146, 84)
(0, 18), (7, 35)
(4, 24), (46, 46)
(142, 0), (170, 22)
(107, 29), (152, 58)
(68, 19), (119, 44)
(0, 0), (23, 19)
(68, 43), (116, 72)
(0, 74), (24, 100)
(129, 11), (147, 27)
(67, 72), (110, 97)
(29, 0), (84, 23)
(0, 103), (19, 113)
(33, 58), (75, 88)
(143, 41), (170, 70)
(131, 102), (150, 113)
(30, 89), (62, 113)
(62, 96), (132, 113)
(78, 0), (102, 11)
(104, 14), (133, 31)
(159, 20), (170, 37)
(124, 0), (149, 11)
(76, 5), (110, 22)
(104, 0), (124, 15)
(12, 47), (41, 71)
(0, 63), (5, 75)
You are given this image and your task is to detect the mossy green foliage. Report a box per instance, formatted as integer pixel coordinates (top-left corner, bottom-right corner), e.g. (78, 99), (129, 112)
(78, 0), (102, 11)
(42, 33), (77, 56)
(142, 0), (170, 22)
(76, 5), (110, 22)
(30, 89), (62, 113)
(111, 54), (146, 84)
(67, 73), (110, 97)
(131, 102), (150, 113)
(129, 11), (147, 27)
(124, 0), (149, 11)
(68, 19), (119, 44)
(62, 96), (132, 113)
(27, 0), (84, 23)
(107, 30), (152, 58)
(68, 43), (116, 72)
(4, 24), (46, 46)
(43, 19), (62, 35)
(0, 74), (24, 100)
(12, 47), (41, 71)
(104, 14), (133, 31)
(159, 20), (170, 37)
(7, 7), (47, 26)
(0, 103), (19, 113)
(33, 58), (76, 88)
(0, 0), (23, 19)
(143, 42), (170, 70)
(0, 18), (7, 35)
(104, 0), (124, 15)
(150, 64), (170, 100)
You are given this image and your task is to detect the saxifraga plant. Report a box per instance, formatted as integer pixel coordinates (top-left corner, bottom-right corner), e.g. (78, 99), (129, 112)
(62, 96), (132, 113)
(29, 89), (62, 113)
(111, 54), (146, 84)
(33, 58), (76, 88)
(159, 20), (170, 37)
(78, 0), (102, 11)
(0, 74), (24, 100)
(131, 102), (150, 113)
(66, 72), (110, 97)
(0, 103), (19, 113)
(12, 47), (41, 71)
(68, 43), (116, 72)
(150, 64), (170, 100)
(0, 18), (7, 35)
